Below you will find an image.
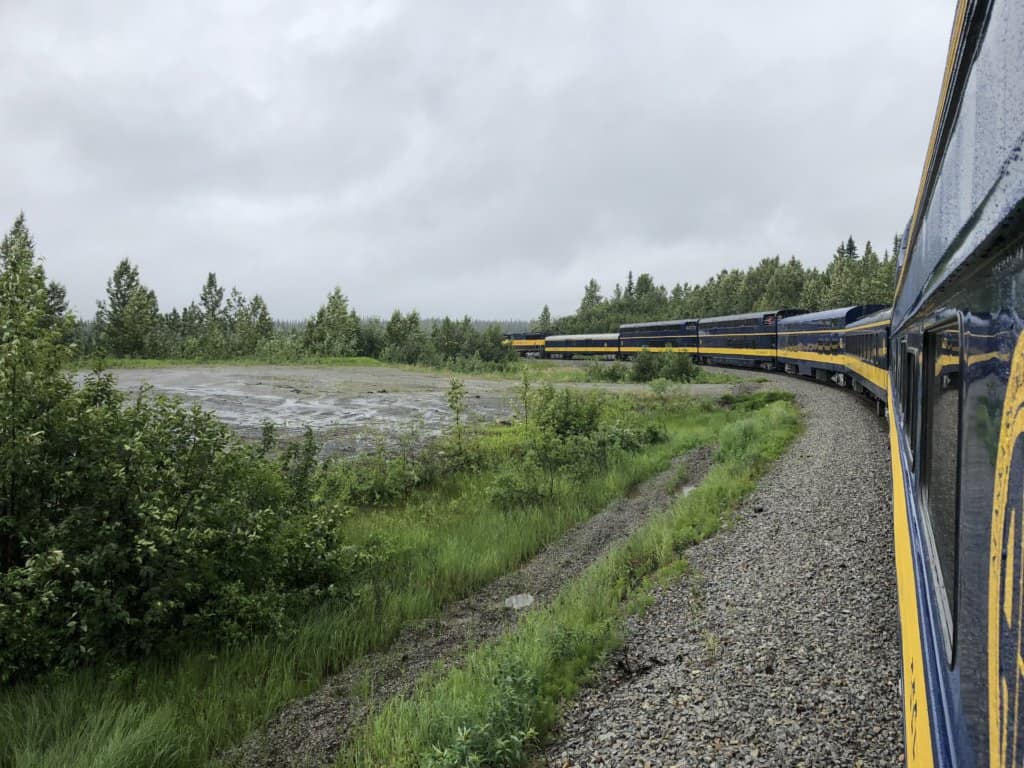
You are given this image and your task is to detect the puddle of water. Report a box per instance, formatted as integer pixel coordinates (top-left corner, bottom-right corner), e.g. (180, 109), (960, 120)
(504, 593), (535, 610)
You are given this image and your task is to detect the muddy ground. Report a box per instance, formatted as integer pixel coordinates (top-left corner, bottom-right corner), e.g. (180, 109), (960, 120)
(95, 363), (738, 455)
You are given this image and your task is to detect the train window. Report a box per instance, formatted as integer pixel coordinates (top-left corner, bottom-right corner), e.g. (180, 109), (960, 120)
(903, 348), (918, 466)
(922, 321), (962, 654)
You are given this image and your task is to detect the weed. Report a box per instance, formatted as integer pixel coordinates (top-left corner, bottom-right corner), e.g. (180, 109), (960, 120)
(339, 393), (802, 767)
(702, 630), (721, 662)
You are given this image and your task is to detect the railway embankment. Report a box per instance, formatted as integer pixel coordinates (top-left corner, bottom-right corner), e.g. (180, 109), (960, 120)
(545, 371), (901, 766)
(230, 446), (717, 767)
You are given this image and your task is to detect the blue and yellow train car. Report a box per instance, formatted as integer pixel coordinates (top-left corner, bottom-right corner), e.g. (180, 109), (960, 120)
(618, 319), (698, 357)
(543, 333), (619, 359)
(777, 305), (886, 382)
(843, 308), (890, 402)
(502, 332), (546, 356)
(888, 0), (1024, 764)
(696, 309), (804, 369)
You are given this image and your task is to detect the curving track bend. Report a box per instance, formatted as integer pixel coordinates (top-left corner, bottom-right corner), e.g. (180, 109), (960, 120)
(544, 371), (902, 766)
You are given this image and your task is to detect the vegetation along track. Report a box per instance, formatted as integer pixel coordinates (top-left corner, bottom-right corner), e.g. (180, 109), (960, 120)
(228, 446), (716, 768)
(545, 371), (901, 766)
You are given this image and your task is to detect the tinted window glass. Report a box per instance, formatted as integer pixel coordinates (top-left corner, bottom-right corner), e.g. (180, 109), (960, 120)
(923, 323), (961, 639)
(904, 349), (917, 464)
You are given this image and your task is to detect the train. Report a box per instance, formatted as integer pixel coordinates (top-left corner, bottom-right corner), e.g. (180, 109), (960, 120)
(504, 309), (895, 414)
(506, 1), (1024, 763)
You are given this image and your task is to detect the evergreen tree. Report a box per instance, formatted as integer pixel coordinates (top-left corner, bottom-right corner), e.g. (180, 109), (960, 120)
(759, 257), (806, 309)
(579, 279), (602, 313)
(531, 304), (553, 334)
(96, 259), (160, 357)
(303, 287), (359, 357)
(199, 273), (225, 323)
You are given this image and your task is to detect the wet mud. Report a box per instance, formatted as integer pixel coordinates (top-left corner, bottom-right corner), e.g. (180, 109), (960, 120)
(91, 365), (519, 456)
(94, 363), (738, 456)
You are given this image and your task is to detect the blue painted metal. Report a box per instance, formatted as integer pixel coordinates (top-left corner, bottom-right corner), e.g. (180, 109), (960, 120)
(890, 0), (1024, 765)
(844, 308), (891, 401)
(696, 309), (805, 369)
(618, 318), (698, 353)
(777, 305), (886, 378)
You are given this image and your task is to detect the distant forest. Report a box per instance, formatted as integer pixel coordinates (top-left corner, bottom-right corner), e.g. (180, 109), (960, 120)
(534, 236), (898, 335)
(68, 260), (517, 369)
(46, 220), (895, 364)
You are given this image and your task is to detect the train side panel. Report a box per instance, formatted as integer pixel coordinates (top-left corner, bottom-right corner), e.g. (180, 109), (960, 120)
(619, 319), (698, 356)
(889, 0), (1024, 764)
(844, 309), (891, 402)
(543, 333), (620, 358)
(778, 305), (885, 382)
(697, 309), (804, 369)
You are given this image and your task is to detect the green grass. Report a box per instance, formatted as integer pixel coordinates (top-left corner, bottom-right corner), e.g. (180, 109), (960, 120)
(74, 355), (384, 371)
(72, 356), (738, 387)
(467, 360), (740, 386)
(337, 395), (802, 767)
(0, 395), (740, 768)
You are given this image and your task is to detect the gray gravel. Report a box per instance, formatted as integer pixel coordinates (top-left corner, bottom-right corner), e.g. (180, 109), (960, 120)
(544, 372), (901, 767)
(227, 446), (715, 768)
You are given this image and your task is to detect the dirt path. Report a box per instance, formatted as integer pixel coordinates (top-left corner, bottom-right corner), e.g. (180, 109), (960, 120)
(226, 446), (715, 768)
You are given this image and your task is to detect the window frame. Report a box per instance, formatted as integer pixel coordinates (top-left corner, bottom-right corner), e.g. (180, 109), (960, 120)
(919, 314), (964, 663)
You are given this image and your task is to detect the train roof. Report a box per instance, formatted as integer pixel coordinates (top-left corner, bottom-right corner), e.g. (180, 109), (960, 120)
(777, 304), (887, 328)
(698, 309), (805, 324)
(619, 318), (698, 330)
(845, 307), (892, 330)
(545, 333), (619, 341)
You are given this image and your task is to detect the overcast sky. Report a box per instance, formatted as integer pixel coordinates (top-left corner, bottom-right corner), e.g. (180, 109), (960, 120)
(1, 1), (953, 321)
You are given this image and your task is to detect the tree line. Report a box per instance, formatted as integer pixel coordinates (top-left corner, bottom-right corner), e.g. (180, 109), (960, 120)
(74, 259), (513, 368)
(533, 236), (899, 334)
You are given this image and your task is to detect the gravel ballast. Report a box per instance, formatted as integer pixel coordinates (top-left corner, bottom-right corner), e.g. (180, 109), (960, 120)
(544, 372), (902, 766)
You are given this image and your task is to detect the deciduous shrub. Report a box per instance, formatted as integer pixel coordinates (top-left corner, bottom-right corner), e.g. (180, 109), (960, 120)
(0, 217), (384, 682)
(631, 348), (661, 382)
(660, 349), (698, 382)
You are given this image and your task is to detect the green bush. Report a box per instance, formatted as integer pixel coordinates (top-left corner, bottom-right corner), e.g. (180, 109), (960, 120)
(631, 348), (661, 382)
(0, 217), (384, 682)
(583, 361), (628, 382)
(532, 384), (601, 438)
(319, 446), (435, 508)
(660, 350), (699, 382)
(485, 459), (546, 511)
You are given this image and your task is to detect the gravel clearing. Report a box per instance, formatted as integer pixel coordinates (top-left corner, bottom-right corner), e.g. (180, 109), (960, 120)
(544, 372), (901, 767)
(227, 446), (715, 768)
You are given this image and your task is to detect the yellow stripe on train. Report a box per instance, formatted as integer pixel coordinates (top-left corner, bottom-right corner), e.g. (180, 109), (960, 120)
(699, 346), (778, 357)
(619, 346), (697, 354)
(888, 388), (936, 767)
(778, 349), (889, 391)
(545, 346), (619, 354)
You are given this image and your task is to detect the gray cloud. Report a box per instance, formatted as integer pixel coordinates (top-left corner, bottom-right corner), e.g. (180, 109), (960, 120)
(0, 0), (953, 320)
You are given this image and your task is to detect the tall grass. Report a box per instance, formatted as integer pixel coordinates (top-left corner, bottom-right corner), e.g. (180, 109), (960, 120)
(0, 397), (735, 768)
(73, 355), (384, 370)
(337, 396), (802, 767)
